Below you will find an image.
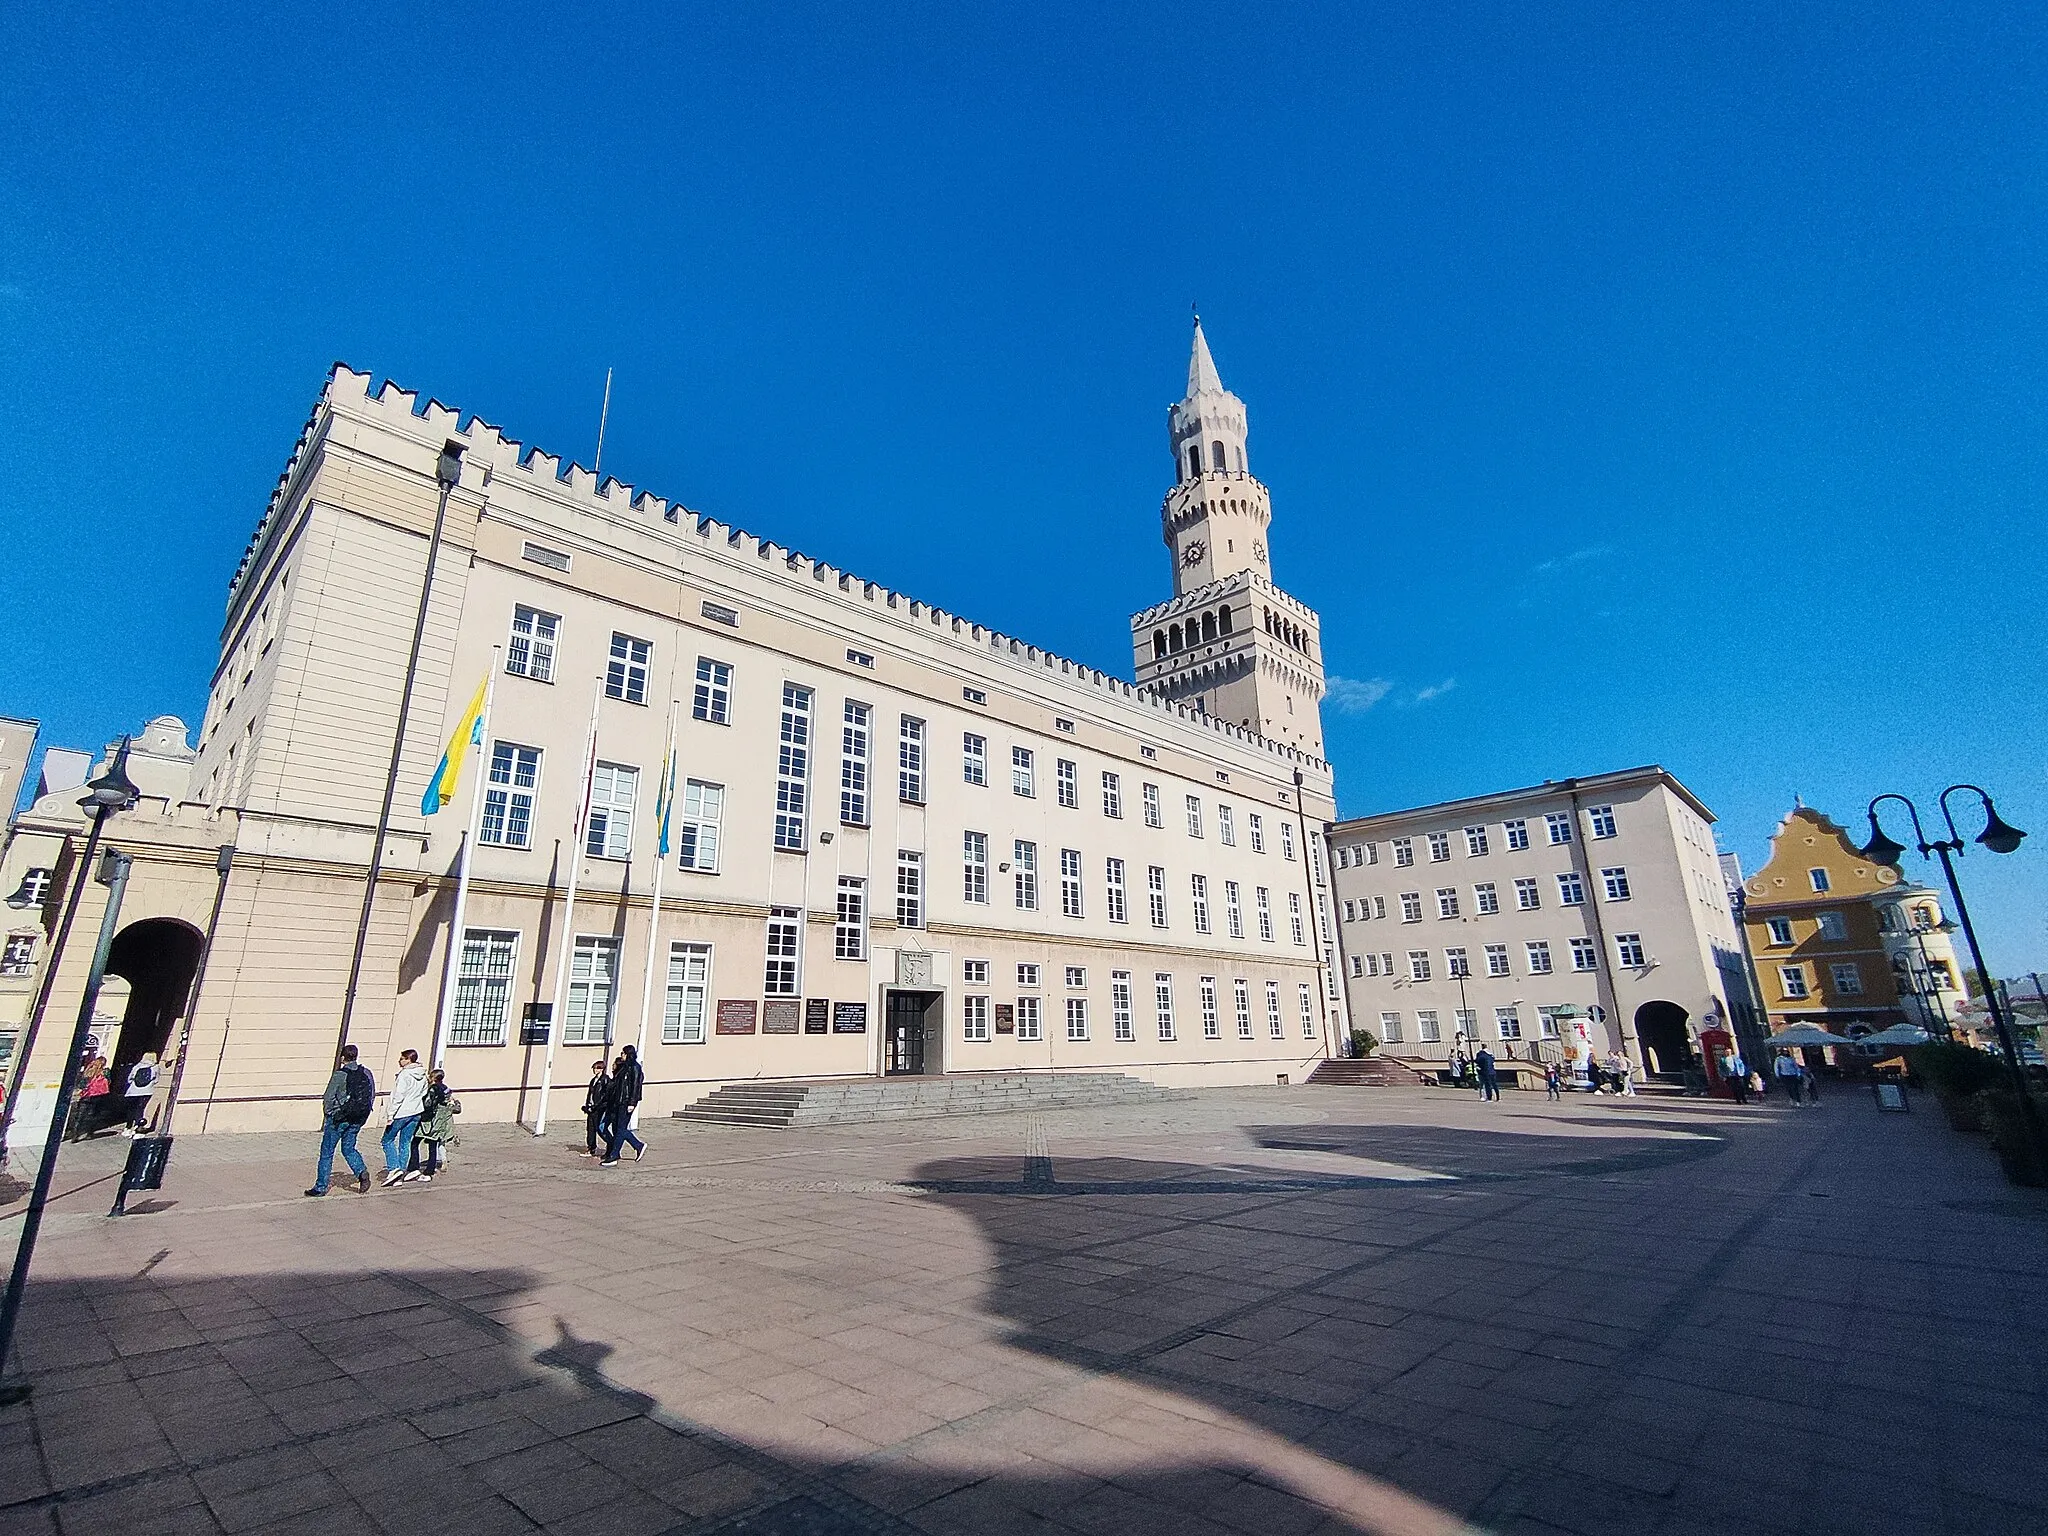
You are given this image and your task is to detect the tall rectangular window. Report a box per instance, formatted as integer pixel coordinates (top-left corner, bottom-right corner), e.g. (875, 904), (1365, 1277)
(1380, 1010), (1403, 1044)
(1780, 964), (1810, 1000)
(1400, 892), (1423, 922)
(1248, 813), (1265, 853)
(1191, 875), (1211, 934)
(1601, 867), (1632, 901)
(1300, 983), (1316, 1038)
(1218, 805), (1236, 846)
(1224, 881), (1244, 938)
(1514, 878), (1540, 911)
(1255, 887), (1274, 942)
(1427, 831), (1451, 862)
(1281, 822), (1296, 861)
(1436, 887), (1461, 919)
(1392, 836), (1414, 867)
(964, 831), (989, 904)
(962, 994), (990, 1042)
(563, 936), (619, 1045)
(1474, 882), (1499, 915)
(585, 762), (638, 858)
(1485, 944), (1510, 977)
(899, 717), (926, 803)
(1495, 1006), (1523, 1040)
(662, 942), (711, 1044)
(1060, 849), (1083, 918)
(1012, 747), (1035, 797)
(1016, 996), (1042, 1041)
(764, 907), (801, 994)
(1186, 796), (1203, 838)
(840, 701), (871, 825)
(1464, 825), (1489, 857)
(679, 779), (723, 871)
(506, 606), (558, 682)
(1142, 782), (1163, 828)
(835, 878), (867, 959)
(1557, 871), (1585, 906)
(1233, 978), (1253, 1039)
(1147, 865), (1167, 927)
(606, 633), (651, 705)
(1408, 950), (1432, 982)
(1013, 840), (1038, 909)
(1056, 758), (1078, 809)
(1545, 812), (1573, 845)
(1200, 977), (1220, 1039)
(692, 657), (731, 724)
(1570, 937), (1598, 972)
(1416, 1010), (1441, 1044)
(1102, 771), (1122, 818)
(1105, 857), (1128, 923)
(1066, 997), (1089, 1042)
(481, 742), (540, 848)
(1616, 933), (1645, 967)
(1111, 972), (1134, 1041)
(896, 852), (923, 929)
(1503, 818), (1530, 851)
(1525, 940), (1553, 975)
(1587, 804), (1617, 839)
(1287, 892), (1304, 945)
(450, 929), (517, 1046)
(1155, 973), (1176, 1040)
(963, 732), (987, 785)
(1265, 980), (1284, 1038)
(773, 684), (813, 850)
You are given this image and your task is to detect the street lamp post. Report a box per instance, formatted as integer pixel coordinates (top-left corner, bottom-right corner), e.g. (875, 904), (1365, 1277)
(1861, 787), (2034, 1132)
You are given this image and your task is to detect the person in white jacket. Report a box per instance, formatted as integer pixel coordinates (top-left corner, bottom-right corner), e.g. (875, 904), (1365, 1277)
(380, 1050), (429, 1186)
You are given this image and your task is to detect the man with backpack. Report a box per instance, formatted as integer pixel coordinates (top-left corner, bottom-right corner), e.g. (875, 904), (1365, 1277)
(600, 1044), (648, 1166)
(306, 1044), (376, 1196)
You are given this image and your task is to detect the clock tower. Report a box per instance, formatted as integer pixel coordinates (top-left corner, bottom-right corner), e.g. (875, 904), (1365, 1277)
(1130, 320), (1326, 754)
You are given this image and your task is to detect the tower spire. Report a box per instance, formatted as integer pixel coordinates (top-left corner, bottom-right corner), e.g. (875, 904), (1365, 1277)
(1187, 316), (1224, 397)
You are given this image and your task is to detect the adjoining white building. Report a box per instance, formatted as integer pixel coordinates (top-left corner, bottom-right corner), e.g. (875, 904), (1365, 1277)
(0, 324), (1346, 1135)
(1326, 767), (1744, 1081)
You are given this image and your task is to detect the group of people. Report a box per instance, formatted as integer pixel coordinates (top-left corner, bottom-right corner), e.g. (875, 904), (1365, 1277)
(1720, 1047), (1823, 1106)
(305, 1046), (461, 1196)
(581, 1045), (649, 1166)
(1450, 1046), (1636, 1102)
(65, 1049), (164, 1141)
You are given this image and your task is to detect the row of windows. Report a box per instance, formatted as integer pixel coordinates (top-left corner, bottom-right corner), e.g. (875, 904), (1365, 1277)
(447, 930), (713, 1048)
(1333, 806), (1620, 871)
(1777, 961), (1867, 1000)
(1342, 868), (1633, 923)
(962, 973), (1319, 1044)
(1348, 931), (1648, 982)
(955, 838), (1308, 943)
(1375, 1005), (1578, 1045)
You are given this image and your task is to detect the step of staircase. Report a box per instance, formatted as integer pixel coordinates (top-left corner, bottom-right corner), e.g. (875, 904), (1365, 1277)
(1306, 1056), (1430, 1088)
(675, 1072), (1193, 1127)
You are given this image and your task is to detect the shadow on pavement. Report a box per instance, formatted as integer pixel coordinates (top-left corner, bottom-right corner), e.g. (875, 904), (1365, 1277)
(1242, 1122), (1730, 1180)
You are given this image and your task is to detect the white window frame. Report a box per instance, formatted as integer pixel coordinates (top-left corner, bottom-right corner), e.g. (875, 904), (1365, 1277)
(1408, 950), (1431, 982)
(1615, 932), (1646, 967)
(1155, 973), (1176, 1040)
(1142, 782), (1163, 828)
(899, 716), (926, 803)
(692, 657), (732, 724)
(1111, 972), (1134, 1041)
(1060, 849), (1084, 919)
(1503, 818), (1530, 851)
(1392, 837), (1414, 867)
(1299, 983), (1317, 1038)
(962, 994), (990, 1042)
(1013, 840), (1038, 909)
(896, 852), (923, 929)
(1485, 944), (1510, 978)
(1105, 858), (1128, 924)
(585, 761), (638, 860)
(964, 831), (989, 905)
(1464, 825), (1489, 857)
(764, 906), (802, 995)
(1280, 822), (1296, 861)
(1417, 1009), (1441, 1044)
(1224, 881), (1244, 939)
(481, 741), (541, 849)
(605, 632), (651, 706)
(773, 683), (813, 851)
(662, 941), (712, 1044)
(1147, 865), (1168, 928)
(1066, 997), (1089, 1042)
(1601, 866), (1632, 901)
(1256, 887), (1275, 943)
(1266, 980), (1284, 1038)
(506, 605), (558, 683)
(1781, 963), (1810, 1000)
(1495, 1005), (1523, 1041)
(1102, 771), (1122, 818)
(1288, 892), (1304, 945)
(1015, 995), (1042, 1042)
(1218, 805), (1236, 846)
(1766, 916), (1794, 946)
(1545, 812), (1572, 846)
(1200, 977), (1220, 1039)
(1233, 977), (1253, 1039)
(1526, 940), (1553, 976)
(1248, 813), (1265, 853)
(1012, 746), (1035, 797)
(1380, 1009), (1403, 1044)
(449, 929), (518, 1046)
(563, 935), (620, 1046)
(1557, 871), (1585, 906)
(1436, 887), (1460, 920)
(1191, 874), (1211, 934)
(963, 732), (987, 785)
(1514, 878), (1540, 912)
(678, 779), (723, 872)
(1570, 937), (1598, 972)
(1427, 831), (1451, 862)
(1056, 758), (1078, 809)
(840, 701), (871, 826)
(1587, 804), (1617, 839)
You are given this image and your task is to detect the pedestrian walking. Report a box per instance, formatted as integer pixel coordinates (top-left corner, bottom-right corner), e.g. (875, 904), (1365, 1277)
(380, 1049), (428, 1186)
(579, 1058), (610, 1157)
(1724, 1049), (1750, 1104)
(1475, 1045), (1501, 1102)
(1801, 1061), (1822, 1105)
(1545, 1061), (1562, 1101)
(306, 1045), (376, 1196)
(600, 1044), (647, 1166)
(67, 1055), (112, 1141)
(1608, 1053), (1637, 1097)
(121, 1052), (161, 1135)
(403, 1069), (460, 1182)
(1749, 1069), (1767, 1101)
(1774, 1050), (1803, 1105)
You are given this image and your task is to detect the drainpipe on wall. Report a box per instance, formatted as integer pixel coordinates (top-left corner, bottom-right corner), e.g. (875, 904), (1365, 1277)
(1292, 768), (1340, 1060)
(1563, 783), (1637, 1069)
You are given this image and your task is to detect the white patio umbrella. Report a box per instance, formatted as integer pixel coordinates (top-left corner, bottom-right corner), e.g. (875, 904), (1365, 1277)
(1767, 1024), (1859, 1047)
(1853, 1023), (1932, 1049)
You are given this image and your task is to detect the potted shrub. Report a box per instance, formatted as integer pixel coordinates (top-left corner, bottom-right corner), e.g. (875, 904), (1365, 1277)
(1349, 1027), (1379, 1059)
(1978, 1092), (2048, 1187)
(1907, 1042), (2004, 1131)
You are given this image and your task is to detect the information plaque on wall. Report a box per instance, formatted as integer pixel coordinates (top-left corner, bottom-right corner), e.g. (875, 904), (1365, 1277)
(715, 999), (758, 1035)
(831, 1001), (868, 1034)
(995, 1003), (1015, 1035)
(804, 999), (831, 1035)
(762, 999), (802, 1035)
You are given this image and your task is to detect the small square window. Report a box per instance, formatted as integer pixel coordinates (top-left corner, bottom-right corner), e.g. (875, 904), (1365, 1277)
(1065, 966), (1086, 988)
(963, 959), (991, 984)
(1017, 963), (1041, 987)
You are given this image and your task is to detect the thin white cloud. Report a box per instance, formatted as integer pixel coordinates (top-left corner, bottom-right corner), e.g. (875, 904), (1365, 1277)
(1412, 678), (1457, 704)
(1325, 675), (1393, 713)
(1533, 544), (1611, 575)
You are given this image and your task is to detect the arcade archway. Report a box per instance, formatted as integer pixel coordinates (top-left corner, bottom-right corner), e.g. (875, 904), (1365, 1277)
(1634, 1000), (1694, 1078)
(103, 917), (205, 1082)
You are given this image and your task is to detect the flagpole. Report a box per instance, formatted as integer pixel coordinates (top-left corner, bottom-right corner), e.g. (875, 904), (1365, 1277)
(535, 677), (602, 1136)
(429, 651), (499, 1069)
(629, 701), (678, 1130)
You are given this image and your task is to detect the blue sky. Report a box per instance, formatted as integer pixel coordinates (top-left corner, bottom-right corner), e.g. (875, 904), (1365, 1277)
(3, 3), (2044, 970)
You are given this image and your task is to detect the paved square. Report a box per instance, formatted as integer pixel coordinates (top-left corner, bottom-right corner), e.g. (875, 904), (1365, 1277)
(3, 1085), (2044, 1535)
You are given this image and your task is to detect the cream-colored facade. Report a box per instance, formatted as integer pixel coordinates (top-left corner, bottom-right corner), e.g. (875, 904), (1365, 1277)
(0, 329), (1341, 1136)
(1326, 768), (1745, 1078)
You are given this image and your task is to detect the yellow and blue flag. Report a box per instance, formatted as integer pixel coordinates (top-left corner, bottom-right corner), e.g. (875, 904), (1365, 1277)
(655, 741), (676, 857)
(421, 673), (490, 816)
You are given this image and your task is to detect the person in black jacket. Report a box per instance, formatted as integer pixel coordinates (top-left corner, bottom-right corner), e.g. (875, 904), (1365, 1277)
(600, 1044), (647, 1166)
(579, 1059), (609, 1157)
(305, 1045), (375, 1196)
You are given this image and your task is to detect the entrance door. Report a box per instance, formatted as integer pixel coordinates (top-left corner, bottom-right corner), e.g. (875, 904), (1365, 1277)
(885, 991), (928, 1075)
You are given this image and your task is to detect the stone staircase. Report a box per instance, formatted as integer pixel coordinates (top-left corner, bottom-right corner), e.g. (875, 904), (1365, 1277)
(674, 1072), (1193, 1128)
(1306, 1055), (1431, 1088)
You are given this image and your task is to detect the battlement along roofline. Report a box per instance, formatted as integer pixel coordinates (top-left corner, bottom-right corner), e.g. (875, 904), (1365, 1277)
(230, 365), (1331, 780)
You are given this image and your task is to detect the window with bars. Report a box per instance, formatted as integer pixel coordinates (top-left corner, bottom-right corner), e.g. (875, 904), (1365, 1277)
(1155, 973), (1176, 1039)
(1200, 977), (1220, 1039)
(606, 633), (651, 705)
(1056, 758), (1078, 809)
(662, 943), (712, 1044)
(897, 852), (923, 928)
(1224, 881), (1244, 938)
(1147, 865), (1167, 927)
(963, 732), (987, 785)
(840, 701), (871, 825)
(563, 936), (619, 1045)
(585, 762), (638, 859)
(449, 930), (517, 1046)
(1105, 857), (1128, 923)
(1191, 875), (1211, 934)
(764, 907), (802, 995)
(899, 717), (926, 802)
(962, 994), (990, 1042)
(678, 780), (723, 871)
(774, 684), (812, 849)
(1016, 996), (1042, 1041)
(1012, 746), (1034, 797)
(692, 658), (731, 724)
(963, 831), (989, 904)
(481, 742), (540, 847)
(1013, 841), (1038, 909)
(1102, 771), (1122, 818)
(1142, 782), (1162, 828)
(1111, 972), (1134, 1041)
(1066, 997), (1089, 1042)
(1233, 978), (1253, 1039)
(1060, 849), (1083, 918)
(1248, 813), (1265, 853)
(835, 878), (866, 959)
(506, 606), (558, 683)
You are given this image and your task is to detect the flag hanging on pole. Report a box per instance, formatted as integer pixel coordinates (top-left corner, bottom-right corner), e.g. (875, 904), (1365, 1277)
(421, 672), (491, 816)
(655, 737), (676, 858)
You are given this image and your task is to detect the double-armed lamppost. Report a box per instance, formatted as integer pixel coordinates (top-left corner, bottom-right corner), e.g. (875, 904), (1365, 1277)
(1860, 787), (2031, 1109)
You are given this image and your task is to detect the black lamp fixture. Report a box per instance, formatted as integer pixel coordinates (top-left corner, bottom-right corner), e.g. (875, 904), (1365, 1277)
(80, 737), (141, 816)
(435, 440), (465, 490)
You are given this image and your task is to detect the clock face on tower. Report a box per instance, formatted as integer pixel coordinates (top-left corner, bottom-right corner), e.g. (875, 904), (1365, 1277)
(1252, 539), (1267, 563)
(1182, 541), (1206, 568)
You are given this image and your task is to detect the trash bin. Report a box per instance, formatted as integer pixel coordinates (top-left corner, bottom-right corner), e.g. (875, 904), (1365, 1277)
(122, 1134), (173, 1191)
